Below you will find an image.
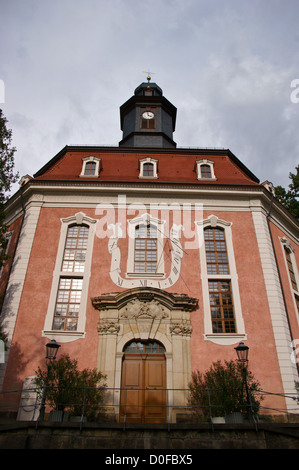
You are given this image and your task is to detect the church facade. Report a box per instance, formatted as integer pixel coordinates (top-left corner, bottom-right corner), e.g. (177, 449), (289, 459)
(1, 80), (299, 422)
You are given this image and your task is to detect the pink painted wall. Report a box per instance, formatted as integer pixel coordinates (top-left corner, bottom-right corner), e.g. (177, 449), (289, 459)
(2, 206), (295, 414)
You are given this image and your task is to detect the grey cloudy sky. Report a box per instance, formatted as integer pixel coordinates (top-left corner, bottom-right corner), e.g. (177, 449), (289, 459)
(1, 0), (299, 194)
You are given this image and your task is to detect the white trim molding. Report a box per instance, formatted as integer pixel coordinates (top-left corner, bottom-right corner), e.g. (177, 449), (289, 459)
(42, 211), (97, 343)
(196, 214), (246, 345)
(252, 211), (299, 413)
(280, 237), (299, 324)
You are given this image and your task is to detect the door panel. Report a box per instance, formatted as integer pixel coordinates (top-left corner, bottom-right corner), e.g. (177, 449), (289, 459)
(144, 356), (166, 423)
(120, 357), (143, 422)
(120, 353), (166, 423)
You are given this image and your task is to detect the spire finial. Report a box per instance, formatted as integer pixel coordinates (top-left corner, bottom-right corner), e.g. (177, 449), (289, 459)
(142, 70), (156, 83)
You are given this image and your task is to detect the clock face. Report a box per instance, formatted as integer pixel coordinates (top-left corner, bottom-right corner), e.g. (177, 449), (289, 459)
(142, 111), (155, 119)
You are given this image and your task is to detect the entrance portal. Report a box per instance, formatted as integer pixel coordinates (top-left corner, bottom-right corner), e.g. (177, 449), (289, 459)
(120, 341), (166, 423)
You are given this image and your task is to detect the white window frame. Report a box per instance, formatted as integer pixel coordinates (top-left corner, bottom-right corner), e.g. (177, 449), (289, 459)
(281, 237), (299, 324)
(80, 156), (101, 178)
(196, 159), (216, 180)
(42, 212), (97, 343)
(126, 213), (165, 278)
(138, 157), (158, 179)
(196, 215), (246, 345)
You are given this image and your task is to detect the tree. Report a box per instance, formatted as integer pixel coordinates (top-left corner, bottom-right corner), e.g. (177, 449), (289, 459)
(0, 108), (19, 269)
(275, 166), (299, 219)
(188, 360), (263, 420)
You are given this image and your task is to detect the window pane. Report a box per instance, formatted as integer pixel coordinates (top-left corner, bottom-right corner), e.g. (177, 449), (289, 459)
(62, 225), (89, 273)
(143, 163), (154, 176)
(84, 162), (96, 175)
(53, 278), (83, 331)
(209, 280), (236, 333)
(204, 228), (229, 275)
(201, 164), (212, 178)
(134, 224), (157, 273)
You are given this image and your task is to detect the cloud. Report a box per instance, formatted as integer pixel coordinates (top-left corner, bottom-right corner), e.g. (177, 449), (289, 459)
(1, 0), (298, 192)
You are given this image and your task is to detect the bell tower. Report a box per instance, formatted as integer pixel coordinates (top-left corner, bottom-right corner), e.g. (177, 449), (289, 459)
(119, 77), (177, 148)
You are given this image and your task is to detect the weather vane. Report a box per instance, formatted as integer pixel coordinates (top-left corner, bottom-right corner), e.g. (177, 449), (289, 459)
(142, 70), (156, 82)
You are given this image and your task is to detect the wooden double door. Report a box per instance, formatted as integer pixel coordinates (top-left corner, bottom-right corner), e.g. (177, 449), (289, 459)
(120, 341), (167, 423)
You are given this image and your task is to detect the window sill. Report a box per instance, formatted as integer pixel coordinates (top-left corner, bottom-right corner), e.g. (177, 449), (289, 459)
(42, 330), (86, 343)
(138, 175), (158, 179)
(79, 174), (100, 178)
(126, 272), (165, 279)
(197, 177), (217, 181)
(204, 333), (247, 346)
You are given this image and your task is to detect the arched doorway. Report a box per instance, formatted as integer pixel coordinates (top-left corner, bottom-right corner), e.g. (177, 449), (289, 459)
(120, 340), (167, 423)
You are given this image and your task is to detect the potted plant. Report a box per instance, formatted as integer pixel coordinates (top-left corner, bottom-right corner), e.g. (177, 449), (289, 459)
(35, 354), (107, 422)
(188, 360), (263, 423)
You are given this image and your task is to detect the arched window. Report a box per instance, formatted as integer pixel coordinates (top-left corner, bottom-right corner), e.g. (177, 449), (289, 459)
(80, 156), (101, 178)
(139, 157), (158, 179)
(124, 340), (165, 354)
(196, 160), (216, 180)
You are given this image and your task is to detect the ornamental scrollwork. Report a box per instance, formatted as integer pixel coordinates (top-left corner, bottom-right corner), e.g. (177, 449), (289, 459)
(98, 321), (120, 335)
(169, 321), (192, 336)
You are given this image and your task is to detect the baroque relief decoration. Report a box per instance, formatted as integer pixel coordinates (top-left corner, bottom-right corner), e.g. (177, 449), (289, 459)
(92, 287), (198, 422)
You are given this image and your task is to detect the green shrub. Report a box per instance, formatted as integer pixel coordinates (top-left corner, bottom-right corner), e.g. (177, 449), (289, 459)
(188, 360), (263, 420)
(35, 354), (107, 419)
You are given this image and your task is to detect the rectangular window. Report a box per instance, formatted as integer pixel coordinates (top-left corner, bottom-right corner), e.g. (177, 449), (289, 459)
(209, 280), (236, 333)
(205, 228), (229, 274)
(53, 277), (83, 331)
(53, 224), (89, 331)
(62, 225), (89, 273)
(134, 224), (157, 273)
(285, 248), (298, 292)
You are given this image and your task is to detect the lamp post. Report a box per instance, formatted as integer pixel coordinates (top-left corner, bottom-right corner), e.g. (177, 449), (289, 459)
(234, 342), (253, 422)
(38, 340), (61, 421)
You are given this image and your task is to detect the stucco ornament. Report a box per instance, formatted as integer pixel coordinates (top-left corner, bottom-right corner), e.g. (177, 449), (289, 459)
(121, 299), (168, 319)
